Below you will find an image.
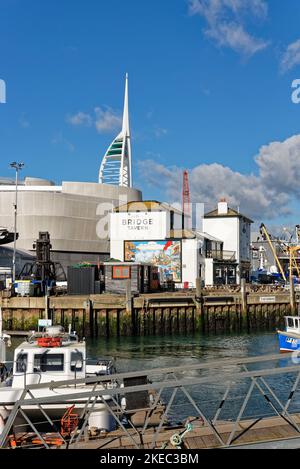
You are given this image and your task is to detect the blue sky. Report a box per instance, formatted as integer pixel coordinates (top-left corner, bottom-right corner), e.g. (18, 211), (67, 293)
(1, 0), (300, 225)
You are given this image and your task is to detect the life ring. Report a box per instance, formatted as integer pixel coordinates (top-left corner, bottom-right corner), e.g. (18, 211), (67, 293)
(37, 337), (62, 348)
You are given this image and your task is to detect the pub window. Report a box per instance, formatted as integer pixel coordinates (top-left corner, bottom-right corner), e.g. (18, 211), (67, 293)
(112, 265), (131, 279)
(215, 268), (222, 278)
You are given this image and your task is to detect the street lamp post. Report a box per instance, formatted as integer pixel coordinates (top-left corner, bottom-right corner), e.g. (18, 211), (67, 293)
(10, 162), (24, 283)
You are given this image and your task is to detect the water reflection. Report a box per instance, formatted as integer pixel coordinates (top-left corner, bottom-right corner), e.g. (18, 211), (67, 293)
(86, 332), (279, 372)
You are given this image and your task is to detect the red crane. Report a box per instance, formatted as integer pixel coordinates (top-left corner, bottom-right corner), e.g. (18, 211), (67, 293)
(182, 170), (191, 229)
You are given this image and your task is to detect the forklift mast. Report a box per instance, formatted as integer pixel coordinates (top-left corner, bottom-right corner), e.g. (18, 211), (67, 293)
(19, 232), (66, 289)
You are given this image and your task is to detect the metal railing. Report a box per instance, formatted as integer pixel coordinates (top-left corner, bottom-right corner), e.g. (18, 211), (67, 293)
(2, 352), (300, 449)
(206, 250), (236, 261)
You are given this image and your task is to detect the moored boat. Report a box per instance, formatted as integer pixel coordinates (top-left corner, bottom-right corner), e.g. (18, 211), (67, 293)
(278, 316), (300, 352)
(0, 320), (116, 435)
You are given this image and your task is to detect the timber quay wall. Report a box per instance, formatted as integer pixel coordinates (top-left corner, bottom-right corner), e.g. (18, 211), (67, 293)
(0, 287), (298, 337)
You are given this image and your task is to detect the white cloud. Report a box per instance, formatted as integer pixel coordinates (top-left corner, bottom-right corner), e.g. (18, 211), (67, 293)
(67, 112), (92, 127)
(280, 39), (300, 73)
(67, 107), (122, 134)
(255, 134), (300, 196)
(94, 107), (122, 134)
(154, 127), (168, 138)
(188, 0), (269, 57)
(206, 22), (268, 56)
(138, 133), (300, 221)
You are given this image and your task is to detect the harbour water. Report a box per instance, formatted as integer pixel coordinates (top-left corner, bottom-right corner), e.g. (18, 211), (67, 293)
(87, 332), (300, 424)
(8, 331), (300, 424)
(87, 331), (279, 372)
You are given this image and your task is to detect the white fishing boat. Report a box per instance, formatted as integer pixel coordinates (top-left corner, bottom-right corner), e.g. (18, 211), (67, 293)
(0, 314), (116, 435)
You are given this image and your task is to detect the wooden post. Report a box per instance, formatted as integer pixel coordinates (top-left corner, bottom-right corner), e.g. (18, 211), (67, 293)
(86, 300), (93, 338)
(126, 280), (134, 335)
(126, 280), (132, 314)
(196, 278), (205, 331)
(196, 278), (202, 304)
(290, 250), (296, 315)
(241, 278), (248, 318)
(290, 272), (296, 315)
(44, 292), (49, 320)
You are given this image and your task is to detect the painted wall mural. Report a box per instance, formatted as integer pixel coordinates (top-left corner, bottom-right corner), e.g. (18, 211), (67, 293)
(124, 240), (181, 282)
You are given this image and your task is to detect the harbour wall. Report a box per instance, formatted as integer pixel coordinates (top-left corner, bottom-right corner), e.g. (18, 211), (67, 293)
(0, 289), (297, 337)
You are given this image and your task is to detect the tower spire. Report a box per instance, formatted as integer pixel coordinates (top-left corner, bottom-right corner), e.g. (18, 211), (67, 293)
(122, 73), (130, 136)
(99, 73), (132, 188)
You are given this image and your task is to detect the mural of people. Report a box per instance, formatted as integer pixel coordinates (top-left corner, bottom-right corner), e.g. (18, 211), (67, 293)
(124, 240), (181, 282)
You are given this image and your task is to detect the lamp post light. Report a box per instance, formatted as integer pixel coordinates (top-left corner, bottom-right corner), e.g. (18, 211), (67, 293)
(10, 162), (24, 283)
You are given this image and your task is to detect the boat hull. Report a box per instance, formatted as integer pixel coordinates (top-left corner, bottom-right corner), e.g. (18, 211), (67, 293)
(0, 386), (116, 435)
(278, 330), (300, 352)
(0, 402), (116, 435)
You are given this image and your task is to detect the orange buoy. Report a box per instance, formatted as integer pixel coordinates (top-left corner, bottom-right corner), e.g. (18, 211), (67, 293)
(31, 437), (64, 446)
(37, 337), (62, 348)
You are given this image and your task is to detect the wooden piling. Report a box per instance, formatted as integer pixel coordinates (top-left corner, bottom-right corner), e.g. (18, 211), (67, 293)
(126, 280), (132, 314)
(44, 294), (49, 320)
(196, 278), (205, 332)
(241, 279), (248, 319)
(86, 300), (93, 338)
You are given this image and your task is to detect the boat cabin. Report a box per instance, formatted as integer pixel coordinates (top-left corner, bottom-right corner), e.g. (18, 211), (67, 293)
(285, 316), (300, 335)
(12, 327), (86, 387)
